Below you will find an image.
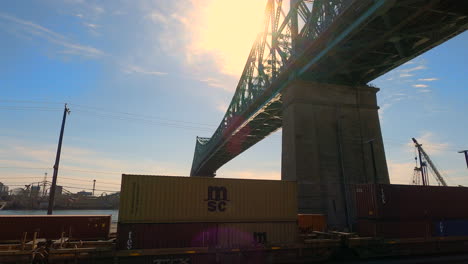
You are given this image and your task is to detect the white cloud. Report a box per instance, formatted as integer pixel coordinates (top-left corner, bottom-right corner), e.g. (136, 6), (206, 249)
(400, 65), (427, 73)
(0, 137), (186, 193)
(418, 78), (438, 81)
(218, 170), (280, 180)
(148, 11), (169, 24)
(413, 84), (428, 88)
(379, 103), (392, 116)
(123, 64), (168, 76)
(93, 6), (105, 15)
(418, 89), (431, 93)
(408, 132), (450, 155)
(84, 23), (98, 29)
(399, 73), (413, 78)
(403, 60), (416, 65)
(200, 78), (233, 92)
(388, 161), (415, 184)
(215, 100), (229, 113)
(0, 12), (104, 58)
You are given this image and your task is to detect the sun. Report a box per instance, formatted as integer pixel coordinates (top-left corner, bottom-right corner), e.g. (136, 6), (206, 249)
(188, 0), (268, 77)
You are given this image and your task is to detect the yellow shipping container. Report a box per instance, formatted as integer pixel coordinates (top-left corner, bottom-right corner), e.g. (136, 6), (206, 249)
(217, 222), (298, 248)
(119, 175), (297, 223)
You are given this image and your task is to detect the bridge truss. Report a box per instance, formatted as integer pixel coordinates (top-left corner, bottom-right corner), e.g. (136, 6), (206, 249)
(191, 0), (468, 176)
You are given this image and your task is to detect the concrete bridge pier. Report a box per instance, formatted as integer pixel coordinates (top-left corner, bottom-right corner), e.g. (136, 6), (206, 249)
(281, 81), (390, 230)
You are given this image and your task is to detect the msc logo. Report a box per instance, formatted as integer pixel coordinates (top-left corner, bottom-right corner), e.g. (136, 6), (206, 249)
(205, 186), (229, 212)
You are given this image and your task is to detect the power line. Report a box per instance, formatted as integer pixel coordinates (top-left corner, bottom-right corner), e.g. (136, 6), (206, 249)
(58, 185), (119, 193)
(69, 103), (216, 127)
(72, 109), (214, 132)
(0, 175), (120, 184)
(0, 106), (62, 111)
(0, 166), (119, 175)
(0, 167), (51, 170)
(0, 99), (65, 105)
(1, 100), (217, 128)
(0, 105), (215, 132)
(58, 177), (121, 185)
(61, 168), (120, 175)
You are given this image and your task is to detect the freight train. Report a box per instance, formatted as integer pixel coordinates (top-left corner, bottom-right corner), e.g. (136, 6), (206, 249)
(1, 174), (468, 263)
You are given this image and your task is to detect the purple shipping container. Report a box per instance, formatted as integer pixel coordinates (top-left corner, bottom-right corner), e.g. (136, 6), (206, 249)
(0, 215), (111, 241)
(357, 219), (430, 239)
(353, 184), (468, 220)
(117, 223), (218, 250)
(117, 222), (297, 250)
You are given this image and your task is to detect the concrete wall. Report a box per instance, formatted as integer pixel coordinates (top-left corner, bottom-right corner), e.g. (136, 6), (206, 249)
(281, 81), (389, 230)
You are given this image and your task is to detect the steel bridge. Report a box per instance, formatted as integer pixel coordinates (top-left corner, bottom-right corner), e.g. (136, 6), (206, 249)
(191, 0), (468, 177)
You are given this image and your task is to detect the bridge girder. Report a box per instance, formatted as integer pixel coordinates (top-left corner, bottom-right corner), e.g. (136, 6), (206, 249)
(190, 0), (468, 177)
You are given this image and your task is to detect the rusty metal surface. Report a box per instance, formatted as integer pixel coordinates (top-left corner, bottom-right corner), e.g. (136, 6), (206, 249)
(353, 184), (468, 220)
(0, 215), (111, 241)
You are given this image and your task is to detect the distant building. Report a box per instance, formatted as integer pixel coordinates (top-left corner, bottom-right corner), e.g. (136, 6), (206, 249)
(77, 190), (92, 196)
(0, 182), (8, 196)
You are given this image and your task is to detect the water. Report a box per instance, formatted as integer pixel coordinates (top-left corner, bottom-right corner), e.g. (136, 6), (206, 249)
(0, 209), (119, 223)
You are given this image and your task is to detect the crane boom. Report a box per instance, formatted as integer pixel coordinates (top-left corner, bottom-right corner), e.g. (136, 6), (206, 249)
(412, 138), (448, 186)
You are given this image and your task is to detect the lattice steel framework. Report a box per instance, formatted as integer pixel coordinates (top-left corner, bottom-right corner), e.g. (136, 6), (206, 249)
(191, 0), (468, 176)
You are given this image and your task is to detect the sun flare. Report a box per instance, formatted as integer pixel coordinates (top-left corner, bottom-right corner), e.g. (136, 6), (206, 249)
(188, 0), (268, 76)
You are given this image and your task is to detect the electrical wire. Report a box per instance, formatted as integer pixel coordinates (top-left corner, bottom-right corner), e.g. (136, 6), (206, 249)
(69, 103), (216, 127)
(58, 177), (121, 185)
(72, 109), (214, 132)
(0, 167), (119, 175)
(0, 100), (217, 129)
(55, 185), (118, 193)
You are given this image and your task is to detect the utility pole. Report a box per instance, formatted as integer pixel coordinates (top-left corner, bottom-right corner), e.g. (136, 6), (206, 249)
(92, 179), (96, 196)
(459, 150), (468, 168)
(47, 104), (70, 215)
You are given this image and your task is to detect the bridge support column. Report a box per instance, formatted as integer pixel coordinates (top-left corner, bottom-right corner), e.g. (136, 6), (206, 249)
(281, 81), (389, 230)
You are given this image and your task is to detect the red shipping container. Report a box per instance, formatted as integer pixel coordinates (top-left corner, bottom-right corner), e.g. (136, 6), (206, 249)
(0, 215), (111, 241)
(353, 184), (468, 220)
(357, 219), (430, 239)
(117, 223), (218, 250)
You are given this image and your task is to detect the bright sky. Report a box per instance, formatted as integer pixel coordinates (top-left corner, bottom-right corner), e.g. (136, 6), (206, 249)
(0, 0), (467, 194)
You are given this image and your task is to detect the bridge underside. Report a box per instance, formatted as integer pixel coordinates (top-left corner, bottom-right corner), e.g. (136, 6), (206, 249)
(191, 0), (468, 177)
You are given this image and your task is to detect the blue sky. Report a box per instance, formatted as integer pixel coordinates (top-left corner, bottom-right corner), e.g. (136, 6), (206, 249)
(0, 0), (467, 194)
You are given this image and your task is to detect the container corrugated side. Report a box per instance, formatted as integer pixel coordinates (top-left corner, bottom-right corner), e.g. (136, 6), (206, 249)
(217, 222), (298, 248)
(119, 175), (297, 223)
(117, 223), (217, 250)
(117, 222), (298, 250)
(357, 219), (430, 239)
(0, 215), (111, 241)
(354, 184), (468, 220)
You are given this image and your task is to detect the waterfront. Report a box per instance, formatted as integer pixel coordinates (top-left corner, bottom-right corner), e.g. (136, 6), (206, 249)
(0, 209), (119, 223)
